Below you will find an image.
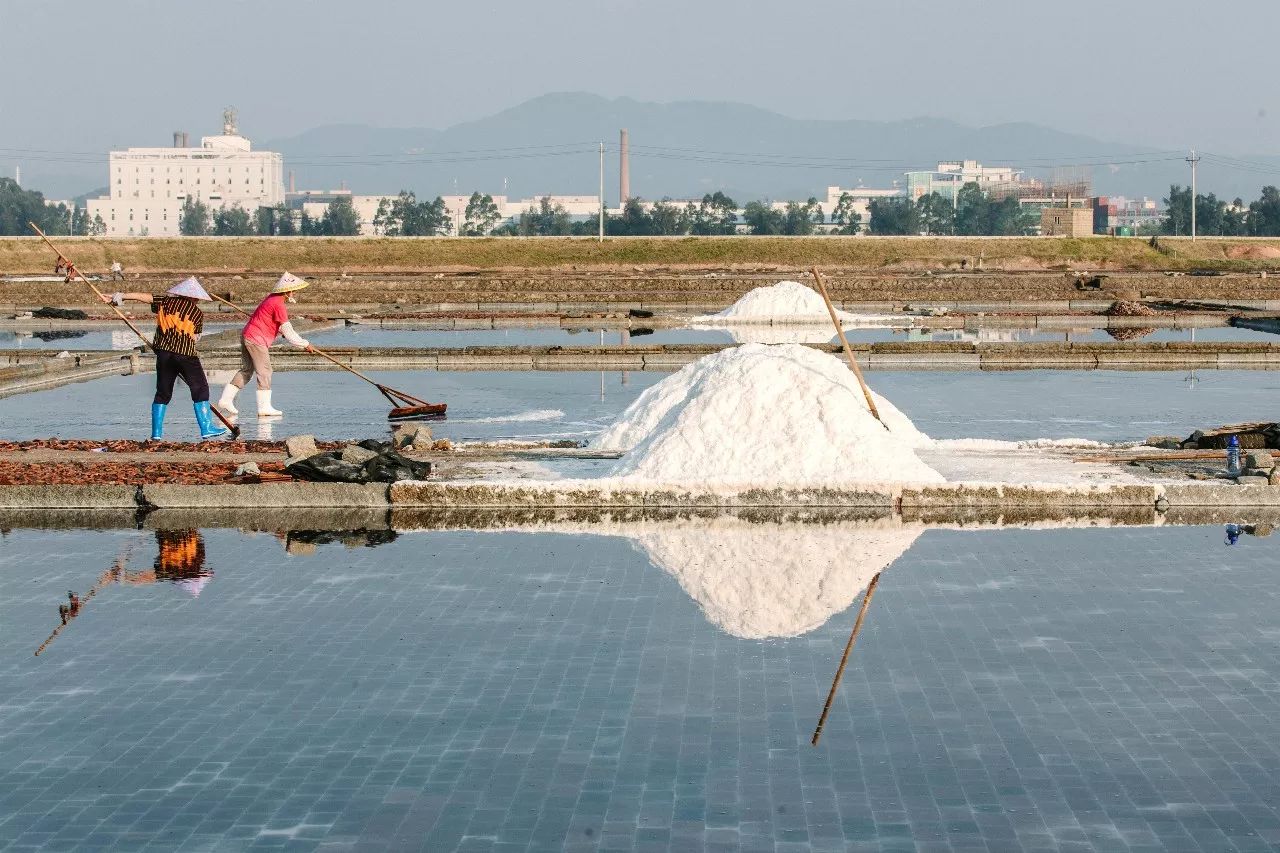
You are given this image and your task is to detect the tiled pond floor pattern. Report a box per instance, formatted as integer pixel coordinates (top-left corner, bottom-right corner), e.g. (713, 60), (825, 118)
(3, 368), (1279, 447)
(1, 523), (1277, 851)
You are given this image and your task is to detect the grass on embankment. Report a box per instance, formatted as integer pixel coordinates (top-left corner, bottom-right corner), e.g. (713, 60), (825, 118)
(4, 235), (1280, 274)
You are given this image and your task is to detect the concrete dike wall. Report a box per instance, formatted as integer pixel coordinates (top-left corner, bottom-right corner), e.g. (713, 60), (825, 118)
(0, 352), (135, 397)
(3, 478), (1280, 513)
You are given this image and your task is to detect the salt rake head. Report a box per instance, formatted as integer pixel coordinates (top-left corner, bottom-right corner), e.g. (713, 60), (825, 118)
(387, 404), (448, 422)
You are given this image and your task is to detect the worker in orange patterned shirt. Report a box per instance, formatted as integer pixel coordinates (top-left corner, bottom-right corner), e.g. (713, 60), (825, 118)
(106, 277), (229, 441)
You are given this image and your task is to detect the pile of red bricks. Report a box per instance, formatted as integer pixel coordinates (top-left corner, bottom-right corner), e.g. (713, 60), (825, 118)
(0, 459), (289, 486)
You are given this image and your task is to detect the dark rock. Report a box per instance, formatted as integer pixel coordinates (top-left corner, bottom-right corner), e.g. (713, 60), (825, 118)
(1244, 451), (1274, 470)
(340, 444), (379, 465)
(284, 434), (319, 462)
(391, 422), (431, 450)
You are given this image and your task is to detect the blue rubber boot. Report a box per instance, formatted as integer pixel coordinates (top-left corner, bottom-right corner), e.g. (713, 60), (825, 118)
(150, 403), (167, 441)
(193, 401), (230, 440)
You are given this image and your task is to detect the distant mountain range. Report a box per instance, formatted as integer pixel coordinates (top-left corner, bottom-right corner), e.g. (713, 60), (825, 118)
(27, 93), (1280, 202)
(264, 94), (1273, 204)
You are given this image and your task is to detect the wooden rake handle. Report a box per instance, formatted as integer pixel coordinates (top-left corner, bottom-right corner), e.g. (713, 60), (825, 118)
(811, 266), (885, 429)
(208, 292), (401, 396)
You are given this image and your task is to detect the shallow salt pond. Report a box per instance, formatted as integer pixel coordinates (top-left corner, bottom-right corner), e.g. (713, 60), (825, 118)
(6, 324), (1270, 352)
(0, 325), (240, 352)
(3, 368), (1280, 448)
(307, 324), (1277, 348)
(1, 521), (1277, 850)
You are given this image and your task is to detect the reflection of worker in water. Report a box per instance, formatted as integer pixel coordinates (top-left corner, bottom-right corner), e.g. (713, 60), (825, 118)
(95, 530), (213, 594)
(36, 530), (212, 655)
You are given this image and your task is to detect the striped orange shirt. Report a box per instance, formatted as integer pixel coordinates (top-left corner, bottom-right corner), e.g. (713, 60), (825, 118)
(151, 296), (203, 357)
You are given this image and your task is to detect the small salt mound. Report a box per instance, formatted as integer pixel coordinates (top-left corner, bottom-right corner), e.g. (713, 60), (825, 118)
(693, 280), (865, 325)
(594, 343), (941, 486)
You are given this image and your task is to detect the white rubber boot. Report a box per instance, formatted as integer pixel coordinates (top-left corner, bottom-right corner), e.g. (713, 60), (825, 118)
(256, 389), (283, 418)
(216, 384), (239, 416)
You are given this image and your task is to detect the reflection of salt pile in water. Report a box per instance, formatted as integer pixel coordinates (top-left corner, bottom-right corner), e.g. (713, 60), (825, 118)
(692, 280), (906, 328)
(629, 516), (921, 638)
(594, 343), (942, 485)
(474, 515), (923, 638)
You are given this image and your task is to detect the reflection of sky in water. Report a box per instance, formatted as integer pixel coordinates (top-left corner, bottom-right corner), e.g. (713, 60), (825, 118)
(1, 523), (1276, 849)
(3, 367), (1280, 445)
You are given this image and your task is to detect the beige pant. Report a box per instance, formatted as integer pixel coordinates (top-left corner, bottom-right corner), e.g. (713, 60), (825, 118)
(231, 337), (273, 390)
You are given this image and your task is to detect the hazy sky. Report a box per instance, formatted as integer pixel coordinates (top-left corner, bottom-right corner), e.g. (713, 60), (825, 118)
(3, 0), (1277, 156)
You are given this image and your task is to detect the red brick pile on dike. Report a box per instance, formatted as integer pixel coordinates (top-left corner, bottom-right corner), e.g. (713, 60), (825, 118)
(0, 439), (339, 454)
(0, 460), (290, 486)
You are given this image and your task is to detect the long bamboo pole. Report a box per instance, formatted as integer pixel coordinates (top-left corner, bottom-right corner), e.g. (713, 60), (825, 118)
(27, 223), (240, 437)
(29, 224), (150, 346)
(811, 572), (882, 746)
(811, 267), (885, 428)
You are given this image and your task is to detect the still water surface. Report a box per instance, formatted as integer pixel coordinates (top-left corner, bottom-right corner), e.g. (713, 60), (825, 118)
(1, 368), (1277, 446)
(0, 522), (1276, 850)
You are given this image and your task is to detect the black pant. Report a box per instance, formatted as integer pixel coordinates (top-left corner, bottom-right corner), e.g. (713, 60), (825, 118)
(154, 350), (209, 404)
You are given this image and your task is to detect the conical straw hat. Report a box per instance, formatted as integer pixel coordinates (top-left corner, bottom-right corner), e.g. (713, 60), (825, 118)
(167, 277), (211, 301)
(272, 272), (309, 294)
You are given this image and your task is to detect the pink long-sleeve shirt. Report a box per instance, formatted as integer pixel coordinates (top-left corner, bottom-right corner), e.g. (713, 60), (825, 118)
(242, 295), (290, 348)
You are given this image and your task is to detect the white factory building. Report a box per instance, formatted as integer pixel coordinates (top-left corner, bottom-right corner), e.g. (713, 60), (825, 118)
(86, 110), (284, 237)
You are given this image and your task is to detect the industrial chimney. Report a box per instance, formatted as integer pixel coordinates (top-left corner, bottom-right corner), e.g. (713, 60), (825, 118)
(173, 131), (182, 148)
(619, 129), (630, 204)
(181, 131), (189, 148)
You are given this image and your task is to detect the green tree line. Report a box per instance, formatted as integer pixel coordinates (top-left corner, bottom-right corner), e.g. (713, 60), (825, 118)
(1161, 185), (1280, 236)
(867, 182), (1032, 236)
(0, 178), (105, 236)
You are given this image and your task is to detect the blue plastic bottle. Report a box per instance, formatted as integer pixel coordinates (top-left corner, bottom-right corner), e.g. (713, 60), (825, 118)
(1227, 435), (1241, 476)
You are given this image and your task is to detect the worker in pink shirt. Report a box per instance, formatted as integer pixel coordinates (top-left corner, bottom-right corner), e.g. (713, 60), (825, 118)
(216, 272), (312, 418)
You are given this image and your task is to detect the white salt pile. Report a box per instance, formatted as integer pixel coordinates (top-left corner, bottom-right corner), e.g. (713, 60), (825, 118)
(692, 280), (864, 325)
(594, 343), (942, 486)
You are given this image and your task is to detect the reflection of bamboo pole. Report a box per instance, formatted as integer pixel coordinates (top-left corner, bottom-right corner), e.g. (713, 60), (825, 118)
(811, 266), (885, 428)
(811, 572), (882, 746)
(34, 560), (123, 656)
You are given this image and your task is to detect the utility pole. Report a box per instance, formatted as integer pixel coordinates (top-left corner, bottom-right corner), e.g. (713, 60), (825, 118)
(1186, 148), (1200, 240)
(598, 141), (605, 243)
